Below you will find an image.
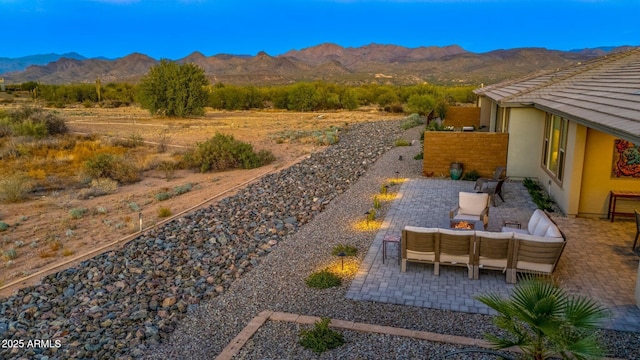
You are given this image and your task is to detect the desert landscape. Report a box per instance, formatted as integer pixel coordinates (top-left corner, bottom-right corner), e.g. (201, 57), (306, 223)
(0, 103), (404, 296)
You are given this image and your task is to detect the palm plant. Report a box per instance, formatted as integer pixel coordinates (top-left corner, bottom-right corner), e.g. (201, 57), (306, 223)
(475, 276), (609, 360)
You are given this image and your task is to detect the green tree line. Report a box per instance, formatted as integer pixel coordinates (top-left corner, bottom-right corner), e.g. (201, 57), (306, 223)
(21, 75), (476, 116)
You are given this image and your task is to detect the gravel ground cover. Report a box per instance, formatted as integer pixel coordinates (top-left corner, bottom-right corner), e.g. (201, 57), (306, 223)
(2, 119), (638, 359)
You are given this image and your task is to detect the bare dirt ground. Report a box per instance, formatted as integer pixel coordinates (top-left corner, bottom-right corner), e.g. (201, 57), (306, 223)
(0, 105), (403, 296)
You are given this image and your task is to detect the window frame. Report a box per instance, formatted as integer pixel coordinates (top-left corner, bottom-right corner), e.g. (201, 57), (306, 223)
(541, 113), (568, 184)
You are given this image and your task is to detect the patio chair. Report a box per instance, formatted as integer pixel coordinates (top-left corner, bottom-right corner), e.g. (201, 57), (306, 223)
(473, 230), (514, 281)
(634, 209), (640, 251)
(401, 226), (438, 273)
(438, 228), (474, 278)
(482, 177), (508, 206)
(450, 192), (490, 229)
(508, 232), (566, 283)
(474, 166), (506, 191)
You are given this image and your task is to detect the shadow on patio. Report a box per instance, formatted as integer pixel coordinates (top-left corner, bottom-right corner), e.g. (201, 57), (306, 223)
(346, 178), (640, 332)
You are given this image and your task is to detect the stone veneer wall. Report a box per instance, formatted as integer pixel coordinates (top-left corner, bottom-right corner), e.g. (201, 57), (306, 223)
(423, 132), (509, 178)
(443, 106), (481, 128)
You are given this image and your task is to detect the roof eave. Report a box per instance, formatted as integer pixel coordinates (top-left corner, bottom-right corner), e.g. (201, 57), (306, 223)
(532, 103), (640, 144)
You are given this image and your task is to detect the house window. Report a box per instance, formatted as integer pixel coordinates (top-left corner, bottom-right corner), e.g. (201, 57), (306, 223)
(542, 114), (568, 181)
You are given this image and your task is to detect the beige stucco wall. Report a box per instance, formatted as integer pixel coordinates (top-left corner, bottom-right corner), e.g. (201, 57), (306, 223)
(505, 107), (545, 178)
(505, 108), (586, 216)
(554, 122), (587, 216)
(478, 97), (492, 130)
(579, 128), (640, 216)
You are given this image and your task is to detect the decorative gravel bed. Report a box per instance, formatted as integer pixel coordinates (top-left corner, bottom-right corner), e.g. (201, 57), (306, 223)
(2, 120), (638, 360)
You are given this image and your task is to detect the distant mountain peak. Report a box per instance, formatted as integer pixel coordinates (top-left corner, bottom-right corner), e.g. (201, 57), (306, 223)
(1, 44), (635, 85)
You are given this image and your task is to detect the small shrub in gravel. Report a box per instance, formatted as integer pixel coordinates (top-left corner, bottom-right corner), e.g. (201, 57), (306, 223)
(394, 138), (411, 146)
(84, 153), (141, 184)
(155, 192), (172, 201)
(299, 317), (345, 354)
(173, 183), (192, 196)
(305, 269), (342, 289)
(0, 173), (31, 203)
(0, 221), (8, 231)
(3, 248), (18, 260)
(69, 207), (88, 219)
(401, 113), (424, 130)
(128, 202), (141, 212)
(188, 133), (275, 172)
(331, 244), (357, 257)
(158, 207), (172, 218)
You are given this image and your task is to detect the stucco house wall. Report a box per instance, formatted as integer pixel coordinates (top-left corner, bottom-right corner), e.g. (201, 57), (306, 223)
(579, 128), (640, 216)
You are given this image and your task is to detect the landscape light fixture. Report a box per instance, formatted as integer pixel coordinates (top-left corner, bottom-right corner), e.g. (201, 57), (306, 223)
(399, 155), (403, 161)
(337, 252), (346, 270)
(364, 211), (371, 226)
(395, 171), (400, 180)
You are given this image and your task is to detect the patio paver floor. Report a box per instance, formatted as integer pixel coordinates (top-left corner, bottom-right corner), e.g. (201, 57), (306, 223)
(346, 178), (640, 332)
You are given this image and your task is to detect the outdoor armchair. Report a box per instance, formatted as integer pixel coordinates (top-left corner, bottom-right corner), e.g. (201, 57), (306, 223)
(450, 192), (490, 229)
(474, 166), (506, 191)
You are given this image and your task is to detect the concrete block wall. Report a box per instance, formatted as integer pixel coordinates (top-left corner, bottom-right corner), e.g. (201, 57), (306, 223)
(423, 132), (509, 178)
(443, 107), (481, 128)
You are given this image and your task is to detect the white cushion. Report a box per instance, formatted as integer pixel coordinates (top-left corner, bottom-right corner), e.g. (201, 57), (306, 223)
(406, 250), (435, 261)
(440, 254), (470, 264)
(527, 209), (545, 234)
(404, 226), (439, 233)
(476, 230), (514, 239)
(458, 192), (489, 216)
(544, 225), (562, 238)
(533, 221), (551, 237)
(453, 214), (481, 222)
(513, 232), (564, 243)
(502, 227), (529, 235)
(439, 228), (475, 236)
(516, 261), (554, 273)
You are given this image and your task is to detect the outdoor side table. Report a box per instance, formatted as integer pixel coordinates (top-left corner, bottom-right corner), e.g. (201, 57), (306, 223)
(383, 235), (400, 265)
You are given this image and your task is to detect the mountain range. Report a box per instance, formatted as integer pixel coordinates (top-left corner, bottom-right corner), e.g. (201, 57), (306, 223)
(0, 43), (635, 86)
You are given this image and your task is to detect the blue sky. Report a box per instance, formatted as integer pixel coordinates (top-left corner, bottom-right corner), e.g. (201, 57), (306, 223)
(1, 0), (638, 59)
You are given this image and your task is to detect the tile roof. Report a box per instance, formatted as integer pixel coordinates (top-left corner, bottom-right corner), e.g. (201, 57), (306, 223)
(474, 48), (640, 143)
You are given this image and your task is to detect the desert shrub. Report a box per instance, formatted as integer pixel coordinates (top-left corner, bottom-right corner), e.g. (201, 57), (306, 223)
(299, 317), (345, 354)
(0, 173), (31, 203)
(155, 192), (172, 201)
(158, 160), (177, 180)
(137, 60), (209, 117)
(0, 221), (8, 231)
(188, 133), (275, 172)
(84, 153), (141, 184)
(332, 244), (357, 257)
(11, 120), (48, 138)
(173, 183), (192, 196)
(383, 103), (404, 113)
(128, 202), (141, 212)
(78, 178), (119, 199)
(49, 240), (63, 251)
(35, 112), (68, 135)
(461, 169), (480, 181)
(3, 249), (18, 260)
(305, 269), (342, 289)
(69, 207), (88, 219)
(523, 177), (557, 211)
(401, 113), (424, 129)
(373, 196), (381, 209)
(158, 207), (172, 218)
(95, 206), (108, 215)
(394, 139), (410, 147)
(414, 152), (424, 160)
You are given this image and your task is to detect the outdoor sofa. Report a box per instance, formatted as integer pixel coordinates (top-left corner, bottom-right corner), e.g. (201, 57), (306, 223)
(401, 210), (565, 283)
